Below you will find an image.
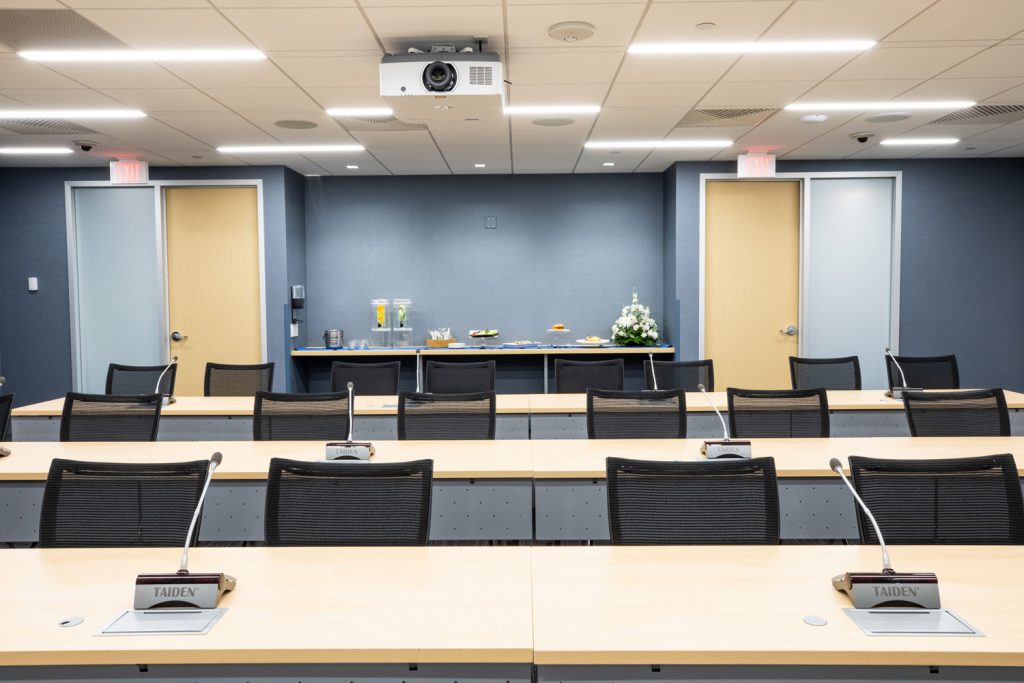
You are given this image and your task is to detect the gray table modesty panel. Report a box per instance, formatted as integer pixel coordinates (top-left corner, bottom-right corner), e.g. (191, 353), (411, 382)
(537, 664), (1024, 683)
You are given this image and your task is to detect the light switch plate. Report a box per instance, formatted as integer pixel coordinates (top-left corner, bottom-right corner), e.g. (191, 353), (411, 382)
(290, 323), (299, 338)
(27, 277), (38, 292)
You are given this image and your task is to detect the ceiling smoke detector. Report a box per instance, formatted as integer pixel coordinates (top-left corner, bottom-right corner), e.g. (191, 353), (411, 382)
(548, 21), (595, 43)
(865, 112), (911, 123)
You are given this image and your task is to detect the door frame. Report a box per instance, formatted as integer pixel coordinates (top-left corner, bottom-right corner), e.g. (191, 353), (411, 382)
(697, 171), (902, 359)
(65, 179), (267, 391)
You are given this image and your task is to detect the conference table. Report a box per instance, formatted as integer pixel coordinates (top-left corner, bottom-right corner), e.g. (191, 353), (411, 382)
(13, 390), (1024, 441)
(2, 437), (1022, 544)
(1, 545), (1022, 682)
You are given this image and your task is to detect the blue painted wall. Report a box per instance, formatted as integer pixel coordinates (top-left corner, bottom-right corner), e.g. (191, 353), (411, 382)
(664, 158), (1024, 390)
(303, 174), (665, 348)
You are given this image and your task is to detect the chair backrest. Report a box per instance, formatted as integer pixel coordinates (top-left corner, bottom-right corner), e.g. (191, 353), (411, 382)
(59, 392), (162, 442)
(253, 391), (350, 441)
(39, 458), (209, 547)
(726, 388), (830, 438)
(848, 454), (1024, 544)
(555, 358), (624, 393)
(424, 360), (496, 393)
(885, 354), (959, 389)
(330, 360), (401, 395)
(586, 389), (686, 439)
(789, 356), (861, 390)
(903, 389), (1010, 437)
(645, 359), (714, 392)
(106, 363), (177, 396)
(0, 393), (13, 441)
(204, 362), (274, 396)
(264, 458), (433, 545)
(397, 391), (495, 440)
(606, 456), (780, 544)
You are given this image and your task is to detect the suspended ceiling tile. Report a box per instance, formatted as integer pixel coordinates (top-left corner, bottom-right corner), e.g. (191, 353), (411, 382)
(212, 0), (357, 7)
(590, 107), (683, 138)
(724, 53), (859, 82)
(222, 8), (379, 52)
(0, 1), (65, 8)
(795, 78), (921, 101)
(162, 61), (293, 88)
(99, 88), (227, 112)
(506, 3), (644, 50)
(41, 62), (189, 89)
(832, 46), (987, 81)
(762, 0), (934, 41)
(64, 1), (211, 7)
(349, 128), (438, 148)
(887, 0), (1024, 42)
(0, 87), (124, 107)
(984, 141), (1024, 156)
(507, 82), (608, 106)
(303, 87), (386, 111)
(361, 0), (498, 7)
(244, 112), (358, 144)
(273, 55), (384, 89)
(151, 110), (278, 145)
(981, 81), (1024, 101)
(75, 9), (254, 48)
(900, 77), (1023, 102)
(508, 49), (622, 84)
(634, 1), (789, 43)
(616, 53), (735, 84)
(698, 80), (817, 108)
(604, 81), (709, 109)
(0, 57), (85, 88)
(203, 87), (323, 113)
(940, 45), (1024, 78)
(364, 5), (505, 53)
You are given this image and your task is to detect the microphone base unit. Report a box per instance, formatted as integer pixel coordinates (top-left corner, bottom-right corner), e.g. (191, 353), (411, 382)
(326, 441), (375, 460)
(134, 572), (237, 609)
(701, 440), (753, 459)
(885, 387), (922, 400)
(161, 395), (177, 406)
(832, 571), (940, 609)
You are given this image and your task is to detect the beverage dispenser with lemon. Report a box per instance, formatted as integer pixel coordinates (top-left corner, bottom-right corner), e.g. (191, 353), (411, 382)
(370, 299), (391, 347)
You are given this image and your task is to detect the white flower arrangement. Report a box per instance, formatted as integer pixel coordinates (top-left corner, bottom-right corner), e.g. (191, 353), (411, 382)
(611, 288), (659, 346)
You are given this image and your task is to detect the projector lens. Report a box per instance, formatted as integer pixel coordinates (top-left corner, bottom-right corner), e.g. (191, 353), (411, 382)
(422, 61), (456, 92)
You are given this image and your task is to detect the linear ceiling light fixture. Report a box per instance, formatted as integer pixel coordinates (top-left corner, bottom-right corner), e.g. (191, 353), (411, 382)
(326, 107), (393, 117)
(0, 109), (146, 119)
(880, 138), (959, 146)
(0, 147), (74, 155)
(505, 105), (600, 115)
(585, 139), (732, 149)
(628, 40), (875, 55)
(217, 144), (365, 153)
(19, 49), (266, 62)
(785, 100), (975, 111)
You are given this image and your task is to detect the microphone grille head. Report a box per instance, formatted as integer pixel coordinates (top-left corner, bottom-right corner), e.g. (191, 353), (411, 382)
(347, 381), (354, 390)
(885, 346), (891, 353)
(0, 376), (6, 385)
(210, 452), (223, 466)
(696, 383), (706, 392)
(829, 457), (844, 472)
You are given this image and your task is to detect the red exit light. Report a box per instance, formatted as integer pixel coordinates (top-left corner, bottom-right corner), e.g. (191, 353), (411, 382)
(109, 160), (149, 184)
(737, 153), (776, 178)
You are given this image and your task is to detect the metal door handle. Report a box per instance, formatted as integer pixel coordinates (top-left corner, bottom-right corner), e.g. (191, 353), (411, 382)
(780, 325), (798, 336)
(171, 331), (188, 342)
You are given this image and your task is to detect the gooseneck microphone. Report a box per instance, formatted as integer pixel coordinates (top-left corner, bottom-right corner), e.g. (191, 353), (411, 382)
(697, 384), (751, 459)
(134, 452), (237, 609)
(648, 353), (658, 391)
(154, 357), (177, 405)
(0, 375), (6, 388)
(828, 456), (939, 609)
(325, 382), (375, 460)
(885, 346), (920, 400)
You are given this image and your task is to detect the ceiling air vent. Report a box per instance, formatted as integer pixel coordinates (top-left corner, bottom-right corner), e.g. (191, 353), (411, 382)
(332, 115), (427, 132)
(469, 65), (493, 86)
(676, 108), (778, 128)
(0, 119), (98, 135)
(0, 9), (125, 49)
(928, 104), (1024, 126)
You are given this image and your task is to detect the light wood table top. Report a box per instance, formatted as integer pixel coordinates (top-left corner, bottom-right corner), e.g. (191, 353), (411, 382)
(0, 440), (534, 481)
(12, 394), (533, 417)
(529, 436), (1024, 478)
(532, 545), (1024, 667)
(292, 347), (676, 357)
(0, 546), (534, 666)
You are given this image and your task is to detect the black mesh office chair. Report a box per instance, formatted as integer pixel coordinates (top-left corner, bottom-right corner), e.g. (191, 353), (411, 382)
(0, 393), (13, 441)
(204, 362), (274, 396)
(848, 454), (1024, 544)
(39, 458), (210, 547)
(885, 354), (959, 390)
(903, 389), (1010, 437)
(727, 388), (830, 438)
(264, 458), (432, 545)
(253, 391), (350, 441)
(59, 392), (162, 442)
(330, 360), (401, 395)
(606, 456), (780, 544)
(106, 363), (177, 396)
(424, 360), (496, 393)
(645, 359), (714, 392)
(398, 391), (495, 440)
(587, 389), (686, 439)
(789, 356), (861, 390)
(555, 358), (624, 393)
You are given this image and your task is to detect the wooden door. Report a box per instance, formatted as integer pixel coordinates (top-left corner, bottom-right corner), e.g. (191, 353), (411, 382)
(165, 187), (262, 395)
(704, 180), (800, 389)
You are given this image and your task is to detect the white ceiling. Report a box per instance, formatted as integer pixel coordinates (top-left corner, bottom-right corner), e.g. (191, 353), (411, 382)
(0, 0), (1022, 174)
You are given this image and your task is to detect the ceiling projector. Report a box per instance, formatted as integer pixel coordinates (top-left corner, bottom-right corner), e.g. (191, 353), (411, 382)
(380, 51), (504, 123)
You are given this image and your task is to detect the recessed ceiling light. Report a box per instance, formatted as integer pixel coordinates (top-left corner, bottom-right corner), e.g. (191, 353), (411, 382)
(346, 165), (359, 169)
(327, 107), (393, 117)
(800, 114), (829, 123)
(628, 40), (875, 55)
(305, 174), (321, 177)
(585, 140), (732, 149)
(603, 162), (615, 167)
(474, 163), (486, 168)
(880, 138), (959, 146)
(19, 49), (265, 62)
(506, 105), (600, 115)
(217, 144), (365, 153)
(0, 147), (74, 155)
(0, 109), (145, 119)
(786, 101), (974, 111)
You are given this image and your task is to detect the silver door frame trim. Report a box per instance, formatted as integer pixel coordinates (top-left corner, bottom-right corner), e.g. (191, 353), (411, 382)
(697, 171), (903, 359)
